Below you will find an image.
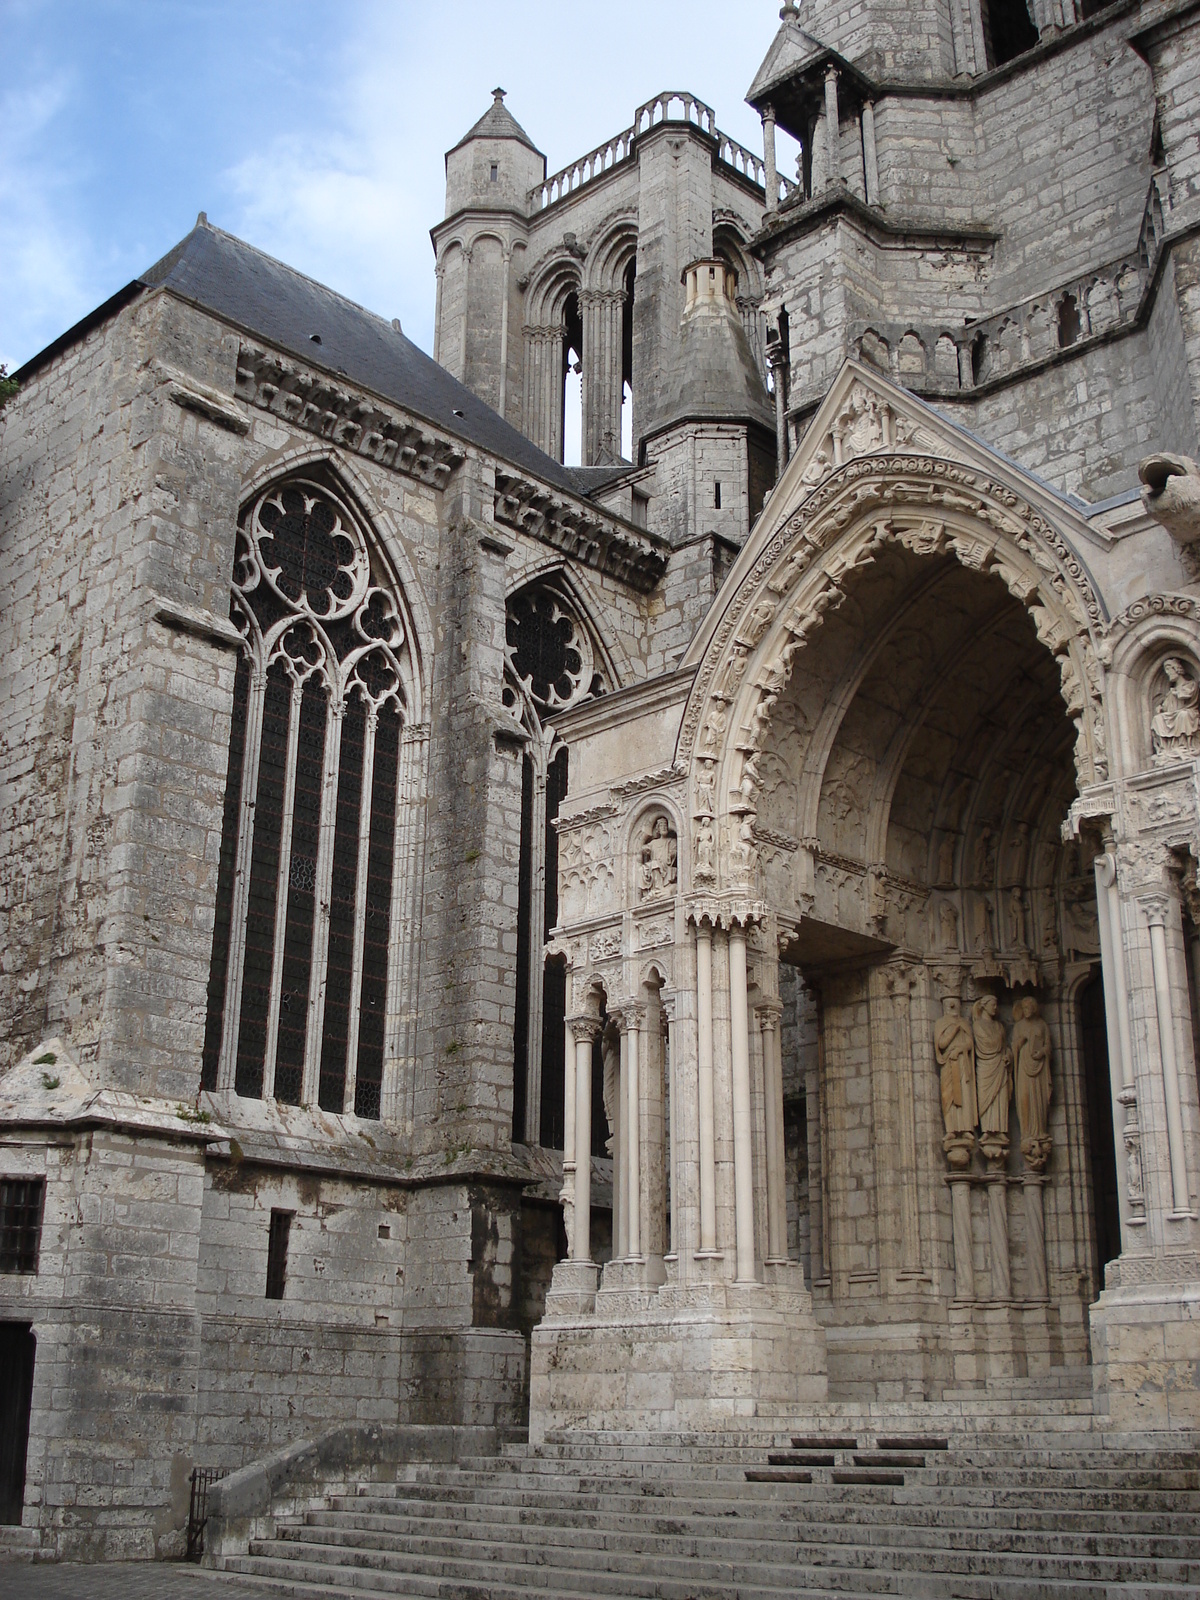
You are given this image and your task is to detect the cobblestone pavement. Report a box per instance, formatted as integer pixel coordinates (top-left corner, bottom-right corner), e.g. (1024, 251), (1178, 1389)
(0, 1564), (275, 1599)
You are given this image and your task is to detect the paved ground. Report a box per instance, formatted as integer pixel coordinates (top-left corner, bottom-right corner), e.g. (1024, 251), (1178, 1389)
(0, 1565), (274, 1599)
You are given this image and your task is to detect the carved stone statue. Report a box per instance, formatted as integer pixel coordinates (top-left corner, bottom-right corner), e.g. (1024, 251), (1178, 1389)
(1150, 657), (1200, 763)
(1012, 996), (1053, 1169)
(730, 815), (758, 880)
(639, 816), (678, 898)
(939, 900), (959, 950)
(694, 820), (716, 879)
(934, 996), (977, 1168)
(973, 994), (1012, 1142)
(694, 763), (716, 818)
(1008, 885), (1027, 950)
(601, 1028), (619, 1159)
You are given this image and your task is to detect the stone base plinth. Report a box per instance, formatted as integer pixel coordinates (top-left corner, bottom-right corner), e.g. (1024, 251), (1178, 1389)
(1090, 1274), (1200, 1430)
(529, 1274), (827, 1440)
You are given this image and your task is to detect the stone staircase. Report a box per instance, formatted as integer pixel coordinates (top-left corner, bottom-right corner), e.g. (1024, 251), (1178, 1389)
(211, 1402), (1200, 1599)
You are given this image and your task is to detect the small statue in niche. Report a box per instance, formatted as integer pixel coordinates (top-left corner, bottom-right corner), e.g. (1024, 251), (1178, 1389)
(694, 820), (716, 880)
(1012, 995), (1053, 1170)
(973, 994), (1012, 1153)
(934, 996), (977, 1166)
(639, 816), (678, 899)
(936, 835), (957, 887)
(694, 763), (716, 818)
(1151, 657), (1200, 764)
(973, 825), (996, 887)
(1008, 886), (1027, 950)
(939, 899), (960, 950)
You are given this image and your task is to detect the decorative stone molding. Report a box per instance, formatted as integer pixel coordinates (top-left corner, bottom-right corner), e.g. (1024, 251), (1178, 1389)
(493, 469), (666, 591)
(1111, 593), (1200, 631)
(236, 346), (465, 488)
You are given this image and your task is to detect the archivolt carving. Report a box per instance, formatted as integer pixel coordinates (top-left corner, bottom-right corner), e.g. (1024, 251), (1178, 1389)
(678, 455), (1108, 877)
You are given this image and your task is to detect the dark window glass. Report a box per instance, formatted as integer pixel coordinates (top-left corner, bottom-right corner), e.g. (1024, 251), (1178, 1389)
(355, 703), (400, 1119)
(984, 0), (1039, 67)
(539, 958), (568, 1150)
(318, 695), (367, 1113)
(202, 653), (251, 1091)
(265, 1209), (292, 1300)
(274, 678), (328, 1105)
(0, 1180), (44, 1275)
(511, 752), (534, 1142)
(235, 662), (291, 1098)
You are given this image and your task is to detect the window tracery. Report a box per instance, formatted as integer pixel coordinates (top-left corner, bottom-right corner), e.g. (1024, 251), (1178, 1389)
(202, 476), (415, 1120)
(504, 581), (608, 1147)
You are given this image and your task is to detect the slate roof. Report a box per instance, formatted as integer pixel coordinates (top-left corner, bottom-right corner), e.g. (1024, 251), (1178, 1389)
(16, 218), (599, 501)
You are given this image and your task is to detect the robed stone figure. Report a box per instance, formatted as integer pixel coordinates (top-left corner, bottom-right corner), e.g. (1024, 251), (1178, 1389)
(1012, 995), (1053, 1168)
(935, 997), (977, 1166)
(973, 994), (1012, 1138)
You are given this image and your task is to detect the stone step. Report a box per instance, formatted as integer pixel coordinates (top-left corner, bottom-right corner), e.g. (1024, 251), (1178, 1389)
(222, 1542), (1200, 1600)
(327, 1490), (1200, 1538)
(264, 1522), (1200, 1586)
(302, 1510), (1200, 1561)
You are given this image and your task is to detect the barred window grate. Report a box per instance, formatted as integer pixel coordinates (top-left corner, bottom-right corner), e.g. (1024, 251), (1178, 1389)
(0, 1179), (45, 1275)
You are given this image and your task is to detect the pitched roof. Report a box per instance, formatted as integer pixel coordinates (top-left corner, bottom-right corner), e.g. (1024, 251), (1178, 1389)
(19, 217), (600, 499)
(450, 89), (543, 156)
(746, 11), (830, 107)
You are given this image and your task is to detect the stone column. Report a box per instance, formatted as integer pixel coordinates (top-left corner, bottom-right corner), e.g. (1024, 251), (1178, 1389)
(728, 924), (758, 1284)
(948, 1175), (976, 1302)
(767, 337), (789, 482)
(582, 290), (624, 466)
(498, 246), (512, 420)
(861, 101), (879, 206)
(695, 921), (719, 1256)
(1023, 1172), (1049, 1300)
(1095, 851), (1145, 1230)
(823, 67), (841, 190)
(623, 1005), (644, 1261)
(1142, 894), (1192, 1216)
(759, 1002), (787, 1263)
(561, 1015), (577, 1252)
(663, 995), (679, 1260)
(981, 1143), (1011, 1301)
(570, 1017), (600, 1263)
(762, 106), (778, 213)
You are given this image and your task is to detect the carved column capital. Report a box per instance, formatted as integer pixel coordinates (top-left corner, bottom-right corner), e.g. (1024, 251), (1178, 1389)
(566, 1015), (602, 1046)
(612, 1003), (647, 1034)
(1139, 892), (1172, 928)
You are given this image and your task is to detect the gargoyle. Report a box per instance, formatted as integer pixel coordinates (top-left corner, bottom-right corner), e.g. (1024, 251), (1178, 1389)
(1140, 452), (1200, 547)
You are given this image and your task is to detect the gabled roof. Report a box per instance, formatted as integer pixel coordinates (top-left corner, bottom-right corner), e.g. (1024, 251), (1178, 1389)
(746, 9), (830, 108)
(450, 89), (543, 156)
(20, 217), (600, 500)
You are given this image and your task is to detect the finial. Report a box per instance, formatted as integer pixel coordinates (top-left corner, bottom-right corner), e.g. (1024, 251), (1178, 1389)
(780, 1), (799, 18)
(492, 87), (506, 102)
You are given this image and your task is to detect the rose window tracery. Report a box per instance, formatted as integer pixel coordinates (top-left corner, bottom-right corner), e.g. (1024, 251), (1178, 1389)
(504, 587), (595, 716)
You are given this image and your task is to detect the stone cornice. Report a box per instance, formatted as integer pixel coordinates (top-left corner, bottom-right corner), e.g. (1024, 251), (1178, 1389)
(493, 469), (668, 592)
(551, 666), (694, 742)
(235, 345), (466, 490)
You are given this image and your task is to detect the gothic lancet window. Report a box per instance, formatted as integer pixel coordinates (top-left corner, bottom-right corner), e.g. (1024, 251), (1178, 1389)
(503, 583), (607, 1147)
(201, 474), (417, 1120)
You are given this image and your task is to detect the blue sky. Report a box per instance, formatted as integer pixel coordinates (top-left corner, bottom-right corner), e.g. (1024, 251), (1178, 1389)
(2, 1), (792, 374)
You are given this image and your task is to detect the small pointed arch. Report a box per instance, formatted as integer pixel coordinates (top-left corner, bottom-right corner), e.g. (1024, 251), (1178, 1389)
(584, 214), (638, 294)
(525, 255), (584, 328)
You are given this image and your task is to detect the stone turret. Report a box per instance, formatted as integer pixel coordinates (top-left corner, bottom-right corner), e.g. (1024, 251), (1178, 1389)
(643, 259), (775, 547)
(444, 88), (545, 218)
(435, 91), (544, 420)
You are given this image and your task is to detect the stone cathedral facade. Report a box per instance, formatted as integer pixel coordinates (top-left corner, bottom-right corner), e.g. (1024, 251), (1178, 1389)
(2, 0), (1200, 1561)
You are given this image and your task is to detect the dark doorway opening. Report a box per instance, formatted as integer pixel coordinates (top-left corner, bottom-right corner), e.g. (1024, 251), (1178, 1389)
(0, 1322), (35, 1525)
(983, 1), (1040, 68)
(1078, 970), (1121, 1290)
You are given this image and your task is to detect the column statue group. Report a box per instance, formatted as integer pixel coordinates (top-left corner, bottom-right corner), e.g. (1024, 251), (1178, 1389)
(934, 993), (1052, 1171)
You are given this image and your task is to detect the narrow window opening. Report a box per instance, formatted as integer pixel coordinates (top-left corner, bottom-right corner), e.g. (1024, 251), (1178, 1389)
(489, 163), (499, 183)
(561, 291), (583, 467)
(0, 1180), (44, 1275)
(1078, 971), (1120, 1288)
(983, 1), (1040, 69)
(511, 750), (535, 1144)
(0, 1323), (36, 1526)
(265, 1209), (293, 1300)
(274, 678), (329, 1105)
(1057, 293), (1081, 349)
(621, 259), (636, 462)
(714, 480), (722, 510)
(354, 703), (400, 1120)
(971, 331), (990, 387)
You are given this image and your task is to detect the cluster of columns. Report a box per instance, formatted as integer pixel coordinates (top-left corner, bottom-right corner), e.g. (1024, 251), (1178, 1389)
(581, 289), (627, 466)
(564, 915), (790, 1288)
(759, 70), (878, 214)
